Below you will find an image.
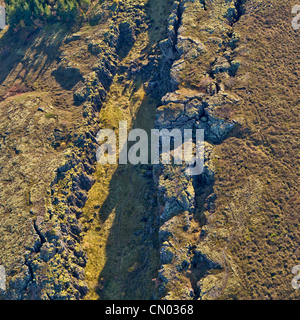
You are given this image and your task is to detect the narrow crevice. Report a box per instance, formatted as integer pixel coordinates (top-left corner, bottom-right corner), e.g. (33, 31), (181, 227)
(173, 1), (183, 50)
(25, 260), (34, 285)
(227, 0), (246, 26)
(200, 0), (207, 11)
(154, 0), (248, 300)
(234, 0), (246, 23)
(188, 0), (248, 300)
(33, 219), (46, 247)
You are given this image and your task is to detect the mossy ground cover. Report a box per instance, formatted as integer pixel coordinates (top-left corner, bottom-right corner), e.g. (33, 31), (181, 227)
(82, 0), (175, 300)
(0, 2), (110, 291)
(0, 0), (298, 300)
(194, 0), (300, 299)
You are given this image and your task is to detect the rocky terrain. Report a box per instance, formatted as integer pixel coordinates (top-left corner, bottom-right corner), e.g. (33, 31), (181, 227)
(0, 0), (299, 300)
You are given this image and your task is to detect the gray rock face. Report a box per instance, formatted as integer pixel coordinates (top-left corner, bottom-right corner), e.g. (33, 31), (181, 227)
(161, 244), (175, 265)
(167, 1), (180, 41)
(153, 0), (240, 299)
(74, 55), (117, 110)
(176, 35), (206, 58)
(159, 0), (180, 61)
(159, 38), (176, 61)
(2, 19), (120, 299)
(156, 90), (236, 143)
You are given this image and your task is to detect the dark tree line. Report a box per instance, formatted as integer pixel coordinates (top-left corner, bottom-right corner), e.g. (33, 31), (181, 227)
(6, 0), (91, 27)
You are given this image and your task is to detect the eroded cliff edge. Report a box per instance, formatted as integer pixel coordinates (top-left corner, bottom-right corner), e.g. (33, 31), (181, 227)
(154, 0), (299, 300)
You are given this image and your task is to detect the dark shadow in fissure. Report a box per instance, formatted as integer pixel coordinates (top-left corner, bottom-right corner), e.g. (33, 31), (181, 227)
(94, 0), (184, 300)
(95, 97), (161, 300)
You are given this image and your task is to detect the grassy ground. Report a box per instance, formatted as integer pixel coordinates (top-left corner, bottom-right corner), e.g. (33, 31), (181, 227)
(82, 0), (174, 299)
(197, 0), (300, 299)
(81, 84), (161, 299)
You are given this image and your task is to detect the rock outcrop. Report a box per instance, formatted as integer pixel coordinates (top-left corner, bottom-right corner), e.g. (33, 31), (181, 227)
(153, 0), (243, 299)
